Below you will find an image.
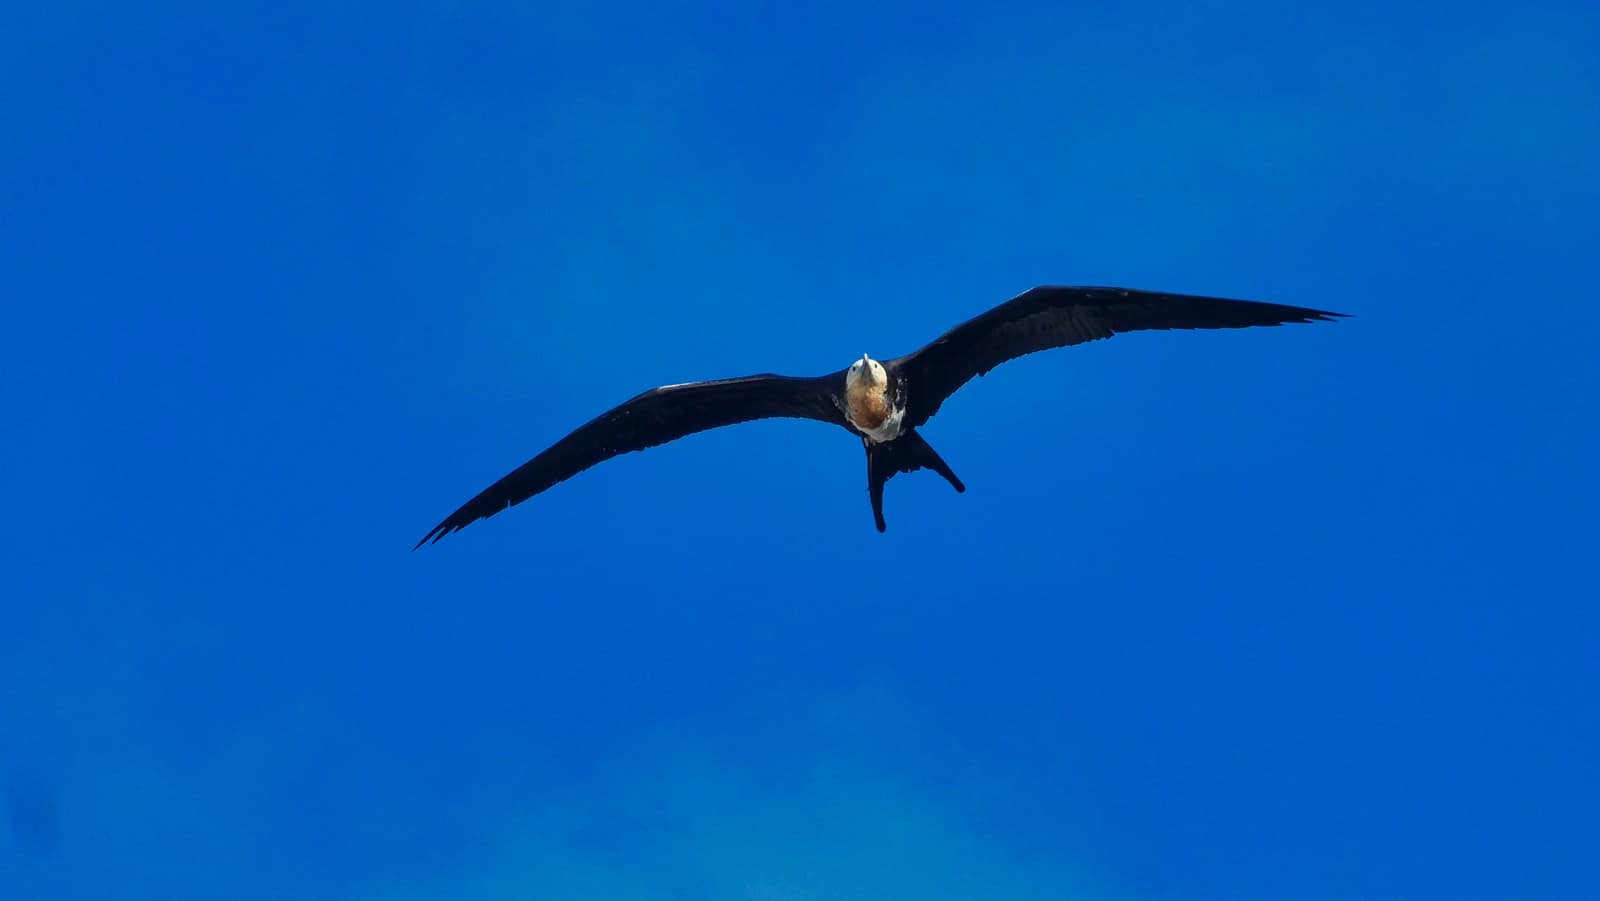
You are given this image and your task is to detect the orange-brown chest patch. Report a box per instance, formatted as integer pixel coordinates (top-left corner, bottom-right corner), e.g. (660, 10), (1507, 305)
(847, 386), (891, 429)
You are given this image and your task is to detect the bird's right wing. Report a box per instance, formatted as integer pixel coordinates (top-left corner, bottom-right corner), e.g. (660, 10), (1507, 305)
(417, 372), (849, 546)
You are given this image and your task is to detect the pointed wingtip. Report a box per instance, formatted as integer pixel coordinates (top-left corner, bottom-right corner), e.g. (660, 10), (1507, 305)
(412, 522), (453, 551)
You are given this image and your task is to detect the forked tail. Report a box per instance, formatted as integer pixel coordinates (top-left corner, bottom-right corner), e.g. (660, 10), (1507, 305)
(864, 430), (965, 532)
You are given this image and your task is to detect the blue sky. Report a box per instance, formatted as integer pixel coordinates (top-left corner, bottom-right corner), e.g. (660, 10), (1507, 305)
(3, 2), (1597, 899)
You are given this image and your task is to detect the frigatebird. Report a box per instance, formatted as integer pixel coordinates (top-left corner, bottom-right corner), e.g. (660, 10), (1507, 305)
(417, 286), (1343, 545)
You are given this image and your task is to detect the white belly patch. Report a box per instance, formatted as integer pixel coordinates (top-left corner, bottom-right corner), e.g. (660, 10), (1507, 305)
(853, 406), (904, 443)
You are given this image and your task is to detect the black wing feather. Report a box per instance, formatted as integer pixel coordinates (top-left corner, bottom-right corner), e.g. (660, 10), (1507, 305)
(417, 373), (848, 546)
(889, 286), (1346, 426)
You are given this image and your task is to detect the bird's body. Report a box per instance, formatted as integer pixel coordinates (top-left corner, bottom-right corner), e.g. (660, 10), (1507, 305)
(843, 355), (904, 442)
(417, 286), (1344, 545)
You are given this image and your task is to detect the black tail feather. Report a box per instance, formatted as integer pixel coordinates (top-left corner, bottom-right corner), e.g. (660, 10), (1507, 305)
(864, 430), (964, 532)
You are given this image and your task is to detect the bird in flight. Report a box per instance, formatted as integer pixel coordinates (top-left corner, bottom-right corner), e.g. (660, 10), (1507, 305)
(417, 286), (1343, 545)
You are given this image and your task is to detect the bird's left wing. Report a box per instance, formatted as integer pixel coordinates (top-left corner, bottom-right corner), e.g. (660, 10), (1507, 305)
(417, 372), (849, 546)
(888, 286), (1345, 427)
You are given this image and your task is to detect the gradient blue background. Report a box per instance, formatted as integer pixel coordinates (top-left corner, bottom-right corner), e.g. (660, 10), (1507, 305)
(4, 2), (1597, 899)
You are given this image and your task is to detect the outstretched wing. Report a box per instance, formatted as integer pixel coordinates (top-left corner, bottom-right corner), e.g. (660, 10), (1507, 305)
(417, 372), (849, 546)
(888, 286), (1345, 426)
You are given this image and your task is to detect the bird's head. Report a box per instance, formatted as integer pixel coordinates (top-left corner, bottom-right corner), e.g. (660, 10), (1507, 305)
(847, 354), (888, 389)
